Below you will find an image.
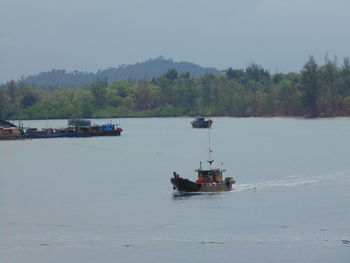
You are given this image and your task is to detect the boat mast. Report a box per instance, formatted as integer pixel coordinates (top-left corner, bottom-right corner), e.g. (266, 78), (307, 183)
(208, 113), (213, 169)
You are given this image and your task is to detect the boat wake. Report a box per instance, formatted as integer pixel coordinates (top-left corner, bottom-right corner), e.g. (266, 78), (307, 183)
(233, 169), (350, 193)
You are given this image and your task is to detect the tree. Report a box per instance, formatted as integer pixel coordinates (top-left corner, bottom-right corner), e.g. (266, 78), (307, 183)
(340, 57), (350, 96)
(166, 68), (178, 81)
(342, 57), (350, 73)
(0, 89), (5, 117)
(277, 79), (298, 115)
(301, 56), (320, 117)
(272, 73), (285, 84)
(90, 78), (107, 108)
(226, 68), (235, 79)
(6, 80), (17, 104)
(226, 68), (245, 80)
(246, 63), (271, 82)
(117, 86), (128, 97)
(179, 72), (190, 79)
(76, 91), (95, 117)
(20, 86), (39, 108)
(320, 56), (338, 115)
(133, 82), (151, 110)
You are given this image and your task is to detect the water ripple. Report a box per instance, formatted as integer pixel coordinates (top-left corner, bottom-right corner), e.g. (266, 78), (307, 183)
(233, 170), (350, 193)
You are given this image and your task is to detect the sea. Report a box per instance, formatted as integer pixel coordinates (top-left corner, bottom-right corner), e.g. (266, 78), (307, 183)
(1, 117), (350, 262)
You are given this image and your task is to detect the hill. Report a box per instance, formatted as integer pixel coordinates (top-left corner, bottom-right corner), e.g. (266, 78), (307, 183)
(21, 56), (219, 87)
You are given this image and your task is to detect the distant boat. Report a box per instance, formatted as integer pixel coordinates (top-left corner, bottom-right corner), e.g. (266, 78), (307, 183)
(171, 120), (235, 192)
(191, 117), (213, 128)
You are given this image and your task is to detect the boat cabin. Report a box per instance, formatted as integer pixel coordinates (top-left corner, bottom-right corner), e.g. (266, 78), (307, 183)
(195, 168), (226, 184)
(195, 118), (205, 123)
(89, 123), (117, 132)
(100, 123), (117, 131)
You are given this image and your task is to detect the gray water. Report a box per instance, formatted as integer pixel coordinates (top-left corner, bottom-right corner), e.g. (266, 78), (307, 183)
(1, 117), (350, 262)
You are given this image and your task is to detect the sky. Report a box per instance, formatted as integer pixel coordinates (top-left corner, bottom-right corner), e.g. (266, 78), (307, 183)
(1, 0), (350, 83)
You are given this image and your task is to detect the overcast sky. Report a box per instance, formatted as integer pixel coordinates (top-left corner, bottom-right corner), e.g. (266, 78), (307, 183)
(1, 0), (349, 82)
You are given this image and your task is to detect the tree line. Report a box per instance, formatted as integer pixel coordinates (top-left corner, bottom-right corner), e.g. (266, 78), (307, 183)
(1, 56), (350, 120)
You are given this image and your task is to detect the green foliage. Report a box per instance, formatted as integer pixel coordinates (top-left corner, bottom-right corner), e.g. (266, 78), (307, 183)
(2, 55), (350, 120)
(68, 119), (91, 127)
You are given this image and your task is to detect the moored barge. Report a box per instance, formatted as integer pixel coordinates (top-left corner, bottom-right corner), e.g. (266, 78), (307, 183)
(23, 121), (123, 139)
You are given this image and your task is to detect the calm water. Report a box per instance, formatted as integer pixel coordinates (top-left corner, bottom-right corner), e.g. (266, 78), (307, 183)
(1, 117), (350, 262)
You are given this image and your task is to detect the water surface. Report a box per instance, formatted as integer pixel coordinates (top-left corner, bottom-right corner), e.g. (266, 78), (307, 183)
(1, 117), (349, 262)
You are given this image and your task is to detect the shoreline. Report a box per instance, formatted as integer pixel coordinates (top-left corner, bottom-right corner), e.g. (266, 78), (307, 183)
(6, 115), (350, 121)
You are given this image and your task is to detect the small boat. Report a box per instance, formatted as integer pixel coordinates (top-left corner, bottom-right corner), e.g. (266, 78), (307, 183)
(171, 121), (235, 192)
(191, 117), (213, 128)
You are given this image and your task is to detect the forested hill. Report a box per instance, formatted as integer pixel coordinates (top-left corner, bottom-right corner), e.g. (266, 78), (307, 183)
(21, 56), (219, 87)
(2, 56), (350, 120)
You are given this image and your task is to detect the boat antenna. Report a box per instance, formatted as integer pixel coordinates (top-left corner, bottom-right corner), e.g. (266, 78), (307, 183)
(207, 112), (214, 168)
(45, 111), (48, 128)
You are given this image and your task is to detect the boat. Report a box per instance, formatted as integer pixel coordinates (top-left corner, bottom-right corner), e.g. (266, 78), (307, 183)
(191, 117), (213, 128)
(171, 122), (235, 192)
(23, 119), (123, 139)
(23, 127), (89, 139)
(171, 166), (235, 192)
(79, 123), (123, 136)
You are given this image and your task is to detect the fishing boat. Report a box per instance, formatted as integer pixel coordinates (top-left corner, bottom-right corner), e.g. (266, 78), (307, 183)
(171, 165), (235, 192)
(191, 117), (213, 128)
(171, 123), (235, 192)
